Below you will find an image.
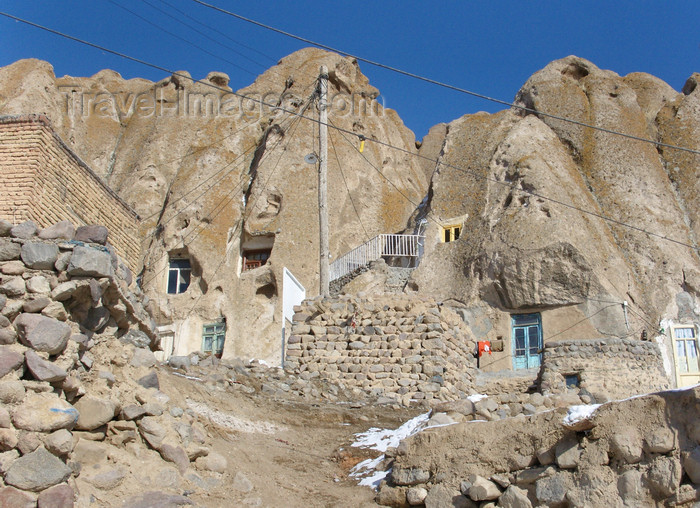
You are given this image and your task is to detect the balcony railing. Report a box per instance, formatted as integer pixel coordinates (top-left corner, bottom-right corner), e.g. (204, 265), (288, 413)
(329, 234), (424, 281)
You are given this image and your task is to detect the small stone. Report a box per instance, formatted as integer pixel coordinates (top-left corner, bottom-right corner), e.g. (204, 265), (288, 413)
(468, 475), (501, 501)
(74, 225), (108, 245)
(38, 221), (75, 241)
(555, 434), (581, 469)
(195, 451), (227, 473)
(1, 260), (25, 275)
(14, 313), (71, 355)
(159, 443), (190, 473)
(25, 350), (68, 383)
(407, 486), (428, 505)
(499, 485), (532, 508)
(85, 467), (125, 490)
(120, 330), (151, 349)
(131, 348), (157, 368)
(683, 446), (700, 484)
(0, 380), (25, 403)
(37, 483), (75, 508)
(67, 246), (113, 278)
(73, 395), (117, 431)
(138, 417), (166, 449)
(10, 221), (38, 239)
(0, 486), (36, 508)
(12, 392), (78, 432)
(137, 371), (160, 390)
(44, 429), (74, 457)
(0, 427), (18, 451)
(23, 297), (51, 313)
(0, 220), (11, 236)
(645, 427), (676, 454)
(0, 277), (26, 298)
(425, 484), (471, 508)
(21, 242), (59, 270)
(0, 347), (24, 377)
(610, 427), (643, 464)
(232, 471), (253, 493)
(41, 302), (68, 321)
(0, 449), (19, 474)
(5, 446), (72, 491)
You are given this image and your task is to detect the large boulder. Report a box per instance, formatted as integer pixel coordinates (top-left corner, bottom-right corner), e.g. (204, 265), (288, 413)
(12, 392), (78, 432)
(25, 350), (68, 382)
(73, 395), (118, 431)
(20, 242), (59, 270)
(0, 239), (21, 261)
(67, 245), (113, 278)
(0, 347), (24, 378)
(74, 225), (108, 245)
(4, 446), (72, 491)
(38, 220), (75, 241)
(14, 313), (71, 354)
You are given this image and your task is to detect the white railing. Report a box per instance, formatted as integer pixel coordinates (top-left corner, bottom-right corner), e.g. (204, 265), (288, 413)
(330, 234), (424, 281)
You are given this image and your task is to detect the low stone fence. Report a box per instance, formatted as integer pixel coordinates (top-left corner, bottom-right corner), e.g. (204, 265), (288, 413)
(285, 295), (478, 405)
(540, 338), (669, 401)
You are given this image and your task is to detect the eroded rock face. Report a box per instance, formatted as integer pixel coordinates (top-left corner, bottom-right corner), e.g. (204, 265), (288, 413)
(408, 55), (700, 343)
(0, 49), (428, 362)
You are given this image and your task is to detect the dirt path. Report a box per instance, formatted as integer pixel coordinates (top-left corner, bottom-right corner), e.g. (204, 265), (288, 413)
(157, 370), (422, 507)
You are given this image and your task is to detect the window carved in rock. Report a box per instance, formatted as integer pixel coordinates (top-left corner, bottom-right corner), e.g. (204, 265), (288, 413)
(167, 258), (191, 294)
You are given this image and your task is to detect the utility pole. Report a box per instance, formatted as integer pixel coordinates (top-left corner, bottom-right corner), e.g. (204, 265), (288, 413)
(318, 66), (330, 297)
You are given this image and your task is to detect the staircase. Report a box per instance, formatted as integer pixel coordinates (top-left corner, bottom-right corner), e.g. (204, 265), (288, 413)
(329, 234), (424, 281)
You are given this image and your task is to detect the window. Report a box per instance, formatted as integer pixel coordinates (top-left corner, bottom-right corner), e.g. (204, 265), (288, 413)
(202, 321), (226, 356)
(672, 326), (700, 387)
(167, 258), (191, 294)
(242, 249), (271, 271)
(512, 313), (542, 370)
(442, 225), (461, 243)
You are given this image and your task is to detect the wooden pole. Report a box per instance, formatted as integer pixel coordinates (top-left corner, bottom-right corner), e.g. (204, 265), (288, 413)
(318, 66), (330, 297)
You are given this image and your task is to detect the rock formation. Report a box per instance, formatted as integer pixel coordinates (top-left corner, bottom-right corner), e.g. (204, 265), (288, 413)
(0, 49), (428, 362)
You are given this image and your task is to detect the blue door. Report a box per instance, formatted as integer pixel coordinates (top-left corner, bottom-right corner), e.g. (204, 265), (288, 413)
(512, 314), (542, 370)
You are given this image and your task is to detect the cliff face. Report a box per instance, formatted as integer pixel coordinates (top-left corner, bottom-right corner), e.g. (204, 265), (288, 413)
(410, 56), (700, 344)
(1, 52), (698, 361)
(0, 49), (429, 361)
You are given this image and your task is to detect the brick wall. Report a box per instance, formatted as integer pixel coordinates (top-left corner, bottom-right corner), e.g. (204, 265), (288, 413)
(0, 115), (140, 271)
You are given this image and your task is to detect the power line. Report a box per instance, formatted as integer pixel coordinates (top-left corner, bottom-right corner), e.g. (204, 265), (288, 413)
(2, 11), (698, 254)
(106, 0), (258, 78)
(190, 0), (700, 157)
(328, 123), (370, 242)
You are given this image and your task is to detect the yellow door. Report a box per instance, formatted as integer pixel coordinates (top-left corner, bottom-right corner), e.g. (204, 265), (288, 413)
(672, 326), (700, 388)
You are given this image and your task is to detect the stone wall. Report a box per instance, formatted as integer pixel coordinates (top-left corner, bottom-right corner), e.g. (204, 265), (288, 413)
(540, 338), (670, 401)
(286, 295), (478, 405)
(0, 115), (140, 272)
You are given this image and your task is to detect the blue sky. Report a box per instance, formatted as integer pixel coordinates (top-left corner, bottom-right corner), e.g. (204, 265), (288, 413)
(1, 1), (698, 139)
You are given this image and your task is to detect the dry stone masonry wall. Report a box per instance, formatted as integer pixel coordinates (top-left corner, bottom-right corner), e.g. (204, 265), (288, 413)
(540, 338), (669, 401)
(0, 220), (230, 505)
(0, 115), (140, 272)
(286, 296), (478, 405)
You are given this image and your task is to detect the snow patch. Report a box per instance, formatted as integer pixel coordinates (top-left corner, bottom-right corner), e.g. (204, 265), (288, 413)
(350, 412), (431, 489)
(467, 393), (487, 403)
(563, 404), (601, 426)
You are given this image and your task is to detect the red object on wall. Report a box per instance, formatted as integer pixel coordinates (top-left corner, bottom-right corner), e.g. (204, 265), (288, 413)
(478, 341), (492, 357)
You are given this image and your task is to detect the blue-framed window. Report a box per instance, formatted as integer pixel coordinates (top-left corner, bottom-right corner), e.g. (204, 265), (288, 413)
(202, 321), (226, 356)
(512, 313), (542, 370)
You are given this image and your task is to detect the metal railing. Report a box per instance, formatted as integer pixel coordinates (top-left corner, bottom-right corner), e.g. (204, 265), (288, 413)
(330, 234), (424, 281)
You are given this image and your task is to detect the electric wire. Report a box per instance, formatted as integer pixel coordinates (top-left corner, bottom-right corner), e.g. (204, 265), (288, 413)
(183, 111), (306, 319)
(140, 106), (306, 289)
(190, 0), (700, 157)
(106, 0), (259, 78)
(328, 123), (370, 242)
(2, 12), (698, 255)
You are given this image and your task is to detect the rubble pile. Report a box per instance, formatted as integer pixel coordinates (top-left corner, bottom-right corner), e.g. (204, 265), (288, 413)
(0, 220), (226, 506)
